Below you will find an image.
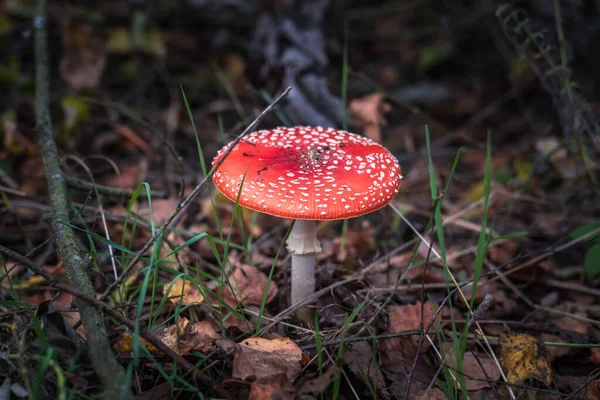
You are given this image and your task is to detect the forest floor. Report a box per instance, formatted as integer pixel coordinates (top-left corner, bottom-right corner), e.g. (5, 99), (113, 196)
(1, 1), (600, 399)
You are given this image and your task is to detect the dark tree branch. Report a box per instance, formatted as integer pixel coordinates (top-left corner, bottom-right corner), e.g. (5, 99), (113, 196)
(33, 1), (128, 397)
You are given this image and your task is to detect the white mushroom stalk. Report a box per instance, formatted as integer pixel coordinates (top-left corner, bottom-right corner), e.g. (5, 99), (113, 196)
(286, 220), (321, 315)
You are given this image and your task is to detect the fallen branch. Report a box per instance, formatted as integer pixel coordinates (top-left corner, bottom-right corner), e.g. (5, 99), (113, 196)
(33, 1), (128, 397)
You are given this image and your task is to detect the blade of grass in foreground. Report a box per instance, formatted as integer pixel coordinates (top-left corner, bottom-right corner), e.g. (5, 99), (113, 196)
(425, 125), (467, 399)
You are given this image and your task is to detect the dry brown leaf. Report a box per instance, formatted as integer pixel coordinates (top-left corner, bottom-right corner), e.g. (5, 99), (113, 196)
(542, 313), (589, 361)
(589, 348), (600, 365)
(102, 164), (142, 191)
(178, 321), (222, 355)
(151, 198), (178, 225)
(386, 302), (438, 351)
(163, 277), (204, 305)
(330, 221), (375, 263)
(223, 263), (278, 306)
(345, 342), (389, 398)
(498, 334), (552, 386)
(295, 363), (341, 398)
(232, 337), (306, 381)
(348, 93), (391, 142)
(409, 389), (447, 400)
(59, 21), (107, 89)
(585, 379), (600, 399)
(2, 119), (37, 157)
(114, 332), (162, 355)
(249, 373), (294, 400)
(442, 344), (501, 391)
(381, 302), (438, 397)
(133, 382), (172, 400)
(159, 318), (222, 355)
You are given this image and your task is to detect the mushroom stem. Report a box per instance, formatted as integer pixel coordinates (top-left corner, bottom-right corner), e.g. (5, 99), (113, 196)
(286, 220), (321, 320)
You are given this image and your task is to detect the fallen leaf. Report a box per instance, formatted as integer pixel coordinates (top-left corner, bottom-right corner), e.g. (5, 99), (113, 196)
(381, 302), (438, 397)
(102, 163), (141, 190)
(442, 344), (501, 391)
(295, 363), (341, 398)
(179, 320), (222, 355)
(345, 342), (389, 398)
(151, 198), (178, 225)
(223, 263), (278, 306)
(589, 348), (600, 365)
(498, 334), (552, 386)
(163, 277), (205, 305)
(586, 379), (600, 399)
(114, 332), (162, 355)
(542, 313), (588, 361)
(386, 302), (438, 350)
(133, 382), (172, 400)
(348, 93), (391, 142)
(59, 21), (107, 89)
(330, 221), (376, 263)
(232, 337), (306, 381)
(249, 373), (293, 400)
(409, 389), (447, 400)
(159, 317), (222, 355)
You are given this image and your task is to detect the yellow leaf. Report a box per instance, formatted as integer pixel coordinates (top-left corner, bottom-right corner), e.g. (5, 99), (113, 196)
(114, 332), (162, 355)
(513, 159), (532, 183)
(5, 275), (47, 290)
(461, 180), (485, 204)
(106, 28), (132, 54)
(498, 334), (551, 386)
(163, 277), (204, 305)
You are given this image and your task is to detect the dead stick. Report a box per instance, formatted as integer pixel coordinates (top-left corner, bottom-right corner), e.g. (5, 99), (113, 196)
(33, 2), (128, 397)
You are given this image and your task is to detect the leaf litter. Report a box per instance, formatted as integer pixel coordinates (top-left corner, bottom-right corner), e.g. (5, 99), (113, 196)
(1, 1), (600, 399)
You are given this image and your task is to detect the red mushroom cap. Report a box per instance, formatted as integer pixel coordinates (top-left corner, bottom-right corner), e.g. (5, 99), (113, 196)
(211, 126), (402, 220)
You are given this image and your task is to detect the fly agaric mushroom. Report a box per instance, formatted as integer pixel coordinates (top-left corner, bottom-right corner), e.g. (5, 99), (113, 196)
(212, 126), (402, 320)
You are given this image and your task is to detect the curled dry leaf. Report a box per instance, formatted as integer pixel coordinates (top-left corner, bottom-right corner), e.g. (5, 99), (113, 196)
(348, 93), (391, 142)
(232, 337), (306, 381)
(249, 373), (294, 400)
(160, 317), (222, 356)
(163, 277), (204, 305)
(223, 263), (278, 306)
(498, 334), (552, 386)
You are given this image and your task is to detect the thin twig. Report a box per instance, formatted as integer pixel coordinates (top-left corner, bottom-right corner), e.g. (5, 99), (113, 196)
(33, 2), (128, 396)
